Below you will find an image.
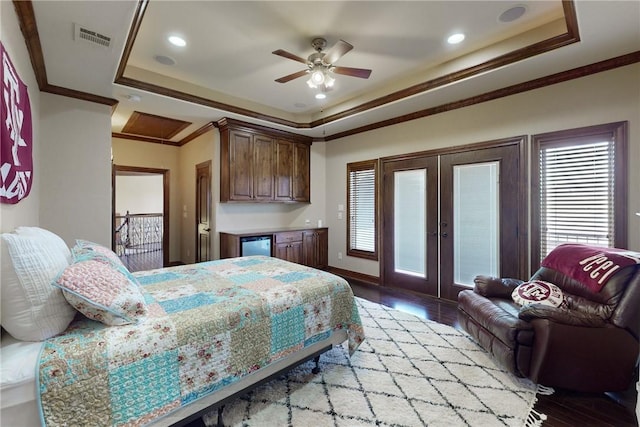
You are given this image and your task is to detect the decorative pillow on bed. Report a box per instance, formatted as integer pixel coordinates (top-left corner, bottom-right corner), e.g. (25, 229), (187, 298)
(53, 259), (147, 326)
(1, 229), (76, 341)
(72, 239), (125, 268)
(71, 238), (141, 288)
(511, 280), (566, 308)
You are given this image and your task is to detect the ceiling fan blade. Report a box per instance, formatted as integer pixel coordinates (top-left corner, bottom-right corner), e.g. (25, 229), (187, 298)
(323, 39), (353, 65)
(275, 69), (309, 83)
(272, 49), (308, 64)
(333, 66), (372, 79)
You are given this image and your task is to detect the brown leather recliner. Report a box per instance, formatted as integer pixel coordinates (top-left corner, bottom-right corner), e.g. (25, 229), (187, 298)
(457, 251), (640, 392)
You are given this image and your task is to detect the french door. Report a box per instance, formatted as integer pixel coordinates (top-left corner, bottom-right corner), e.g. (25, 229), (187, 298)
(381, 139), (525, 300)
(382, 156), (439, 295)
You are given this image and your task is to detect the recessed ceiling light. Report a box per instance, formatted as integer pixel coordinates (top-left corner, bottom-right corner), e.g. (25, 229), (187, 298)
(499, 5), (527, 23)
(168, 35), (186, 47)
(447, 33), (465, 45)
(315, 93), (326, 100)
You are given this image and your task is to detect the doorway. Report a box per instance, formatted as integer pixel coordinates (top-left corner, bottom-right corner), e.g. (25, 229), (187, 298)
(381, 137), (526, 301)
(112, 165), (170, 270)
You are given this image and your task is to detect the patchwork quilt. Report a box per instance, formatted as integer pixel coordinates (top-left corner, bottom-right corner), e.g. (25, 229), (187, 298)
(37, 256), (364, 426)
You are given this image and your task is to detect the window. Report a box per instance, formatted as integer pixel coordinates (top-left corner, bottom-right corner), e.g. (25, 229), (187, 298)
(347, 160), (378, 260)
(531, 122), (628, 268)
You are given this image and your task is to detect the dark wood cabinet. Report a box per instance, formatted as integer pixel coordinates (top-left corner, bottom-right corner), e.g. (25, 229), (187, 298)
(220, 227), (328, 269)
(217, 118), (311, 203)
(293, 143), (310, 201)
(274, 139), (293, 201)
(227, 130), (253, 201)
(253, 134), (275, 200)
(303, 228), (328, 270)
(274, 231), (303, 264)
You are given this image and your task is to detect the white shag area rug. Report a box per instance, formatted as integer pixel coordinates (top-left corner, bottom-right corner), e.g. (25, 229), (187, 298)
(203, 297), (548, 427)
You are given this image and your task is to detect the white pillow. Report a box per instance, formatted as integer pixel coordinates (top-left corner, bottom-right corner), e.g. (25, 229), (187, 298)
(1, 231), (76, 341)
(15, 227), (72, 264)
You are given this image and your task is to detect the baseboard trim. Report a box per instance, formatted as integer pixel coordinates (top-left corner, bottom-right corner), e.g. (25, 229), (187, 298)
(327, 266), (380, 287)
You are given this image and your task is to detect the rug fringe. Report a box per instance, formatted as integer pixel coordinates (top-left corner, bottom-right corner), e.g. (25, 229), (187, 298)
(523, 384), (554, 426)
(536, 384), (555, 396)
(525, 408), (548, 427)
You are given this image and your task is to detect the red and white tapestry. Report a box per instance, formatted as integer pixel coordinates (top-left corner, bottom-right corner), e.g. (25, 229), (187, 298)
(1, 42), (33, 204)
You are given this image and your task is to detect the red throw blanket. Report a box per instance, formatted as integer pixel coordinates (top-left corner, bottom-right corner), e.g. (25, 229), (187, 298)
(541, 243), (640, 293)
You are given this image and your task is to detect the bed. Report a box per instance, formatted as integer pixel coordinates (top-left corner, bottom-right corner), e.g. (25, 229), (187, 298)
(0, 227), (364, 426)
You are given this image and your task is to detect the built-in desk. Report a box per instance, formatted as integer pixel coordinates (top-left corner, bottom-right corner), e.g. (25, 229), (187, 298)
(220, 227), (328, 270)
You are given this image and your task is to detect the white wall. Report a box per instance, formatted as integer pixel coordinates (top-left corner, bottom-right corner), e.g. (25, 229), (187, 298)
(0, 1), (41, 233)
(325, 63), (640, 278)
(115, 175), (164, 215)
(39, 94), (112, 247)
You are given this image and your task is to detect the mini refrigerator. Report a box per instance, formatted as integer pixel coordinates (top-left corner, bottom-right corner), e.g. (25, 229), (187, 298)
(240, 236), (272, 257)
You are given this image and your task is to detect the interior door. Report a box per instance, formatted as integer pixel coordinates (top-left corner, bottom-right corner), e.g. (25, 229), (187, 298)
(196, 161), (212, 262)
(382, 156), (439, 295)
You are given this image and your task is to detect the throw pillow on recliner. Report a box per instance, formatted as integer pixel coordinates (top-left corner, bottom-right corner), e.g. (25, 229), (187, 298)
(511, 280), (566, 308)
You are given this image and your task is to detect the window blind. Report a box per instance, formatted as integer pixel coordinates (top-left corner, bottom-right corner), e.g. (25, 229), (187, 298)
(539, 140), (615, 257)
(348, 167), (376, 254)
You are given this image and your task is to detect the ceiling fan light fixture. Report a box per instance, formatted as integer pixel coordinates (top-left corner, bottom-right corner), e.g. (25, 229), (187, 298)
(315, 93), (326, 100)
(310, 69), (325, 85)
(325, 75), (335, 88)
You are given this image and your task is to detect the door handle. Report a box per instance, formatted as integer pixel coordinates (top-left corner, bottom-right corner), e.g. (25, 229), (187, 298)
(203, 228), (211, 232)
(441, 232), (448, 237)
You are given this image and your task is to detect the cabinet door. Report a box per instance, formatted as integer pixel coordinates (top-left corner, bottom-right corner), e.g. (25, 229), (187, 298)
(253, 135), (275, 200)
(229, 131), (253, 200)
(292, 143), (310, 202)
(275, 241), (303, 264)
(274, 139), (293, 200)
(303, 229), (328, 269)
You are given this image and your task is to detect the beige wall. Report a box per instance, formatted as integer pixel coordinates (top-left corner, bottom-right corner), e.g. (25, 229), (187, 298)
(39, 94), (112, 247)
(177, 130), (215, 264)
(325, 63), (640, 278)
(0, 1), (41, 233)
(116, 175), (164, 215)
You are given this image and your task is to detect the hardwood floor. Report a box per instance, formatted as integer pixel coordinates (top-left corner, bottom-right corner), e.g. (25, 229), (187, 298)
(349, 281), (638, 427)
(119, 250), (163, 272)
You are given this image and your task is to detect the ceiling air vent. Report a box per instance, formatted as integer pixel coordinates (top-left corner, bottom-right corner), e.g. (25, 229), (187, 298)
(74, 23), (111, 48)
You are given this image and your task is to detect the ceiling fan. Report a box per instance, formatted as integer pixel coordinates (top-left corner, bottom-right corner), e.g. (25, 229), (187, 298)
(272, 38), (372, 89)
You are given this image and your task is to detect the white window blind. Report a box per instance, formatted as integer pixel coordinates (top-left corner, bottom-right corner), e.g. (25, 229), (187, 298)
(539, 140), (615, 258)
(348, 163), (377, 257)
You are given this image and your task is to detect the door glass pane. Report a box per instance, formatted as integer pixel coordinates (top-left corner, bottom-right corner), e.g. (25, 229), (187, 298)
(394, 169), (426, 278)
(453, 162), (499, 285)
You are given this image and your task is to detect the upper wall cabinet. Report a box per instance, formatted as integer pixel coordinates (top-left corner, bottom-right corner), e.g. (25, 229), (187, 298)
(217, 118), (312, 203)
